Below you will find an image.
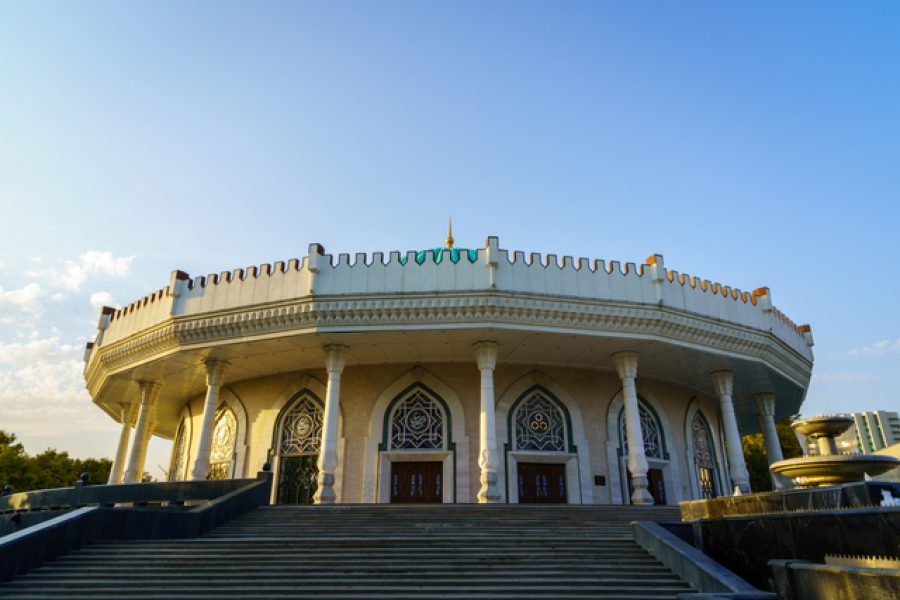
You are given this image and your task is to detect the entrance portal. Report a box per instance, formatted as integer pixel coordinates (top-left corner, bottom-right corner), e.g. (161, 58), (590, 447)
(517, 462), (567, 504)
(390, 461), (442, 503)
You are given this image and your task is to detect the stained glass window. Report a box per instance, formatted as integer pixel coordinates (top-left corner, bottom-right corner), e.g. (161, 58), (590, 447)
(692, 412), (718, 499)
(169, 420), (187, 481)
(621, 403), (664, 459)
(209, 405), (236, 479)
(390, 389), (444, 450)
(514, 391), (566, 452)
(280, 397), (323, 455)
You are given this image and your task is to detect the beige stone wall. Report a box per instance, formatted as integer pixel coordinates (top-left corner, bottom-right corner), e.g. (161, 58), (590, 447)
(169, 362), (728, 504)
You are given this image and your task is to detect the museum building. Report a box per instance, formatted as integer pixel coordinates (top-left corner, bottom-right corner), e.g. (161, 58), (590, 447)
(82, 235), (814, 506)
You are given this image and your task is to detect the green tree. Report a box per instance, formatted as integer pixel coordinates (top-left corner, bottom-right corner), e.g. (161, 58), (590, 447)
(742, 417), (803, 492)
(0, 430), (113, 493)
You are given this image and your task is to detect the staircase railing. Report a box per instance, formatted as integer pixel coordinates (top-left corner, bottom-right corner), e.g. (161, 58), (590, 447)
(0, 476), (265, 514)
(0, 471), (273, 581)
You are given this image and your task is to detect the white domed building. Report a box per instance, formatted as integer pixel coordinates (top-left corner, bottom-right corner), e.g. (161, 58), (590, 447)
(83, 235), (814, 506)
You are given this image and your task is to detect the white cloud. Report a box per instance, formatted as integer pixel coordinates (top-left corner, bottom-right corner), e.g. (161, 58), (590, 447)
(27, 251), (135, 292)
(0, 336), (115, 437)
(0, 283), (47, 326)
(0, 336), (78, 365)
(89, 291), (118, 312)
(849, 339), (900, 357)
(813, 372), (874, 382)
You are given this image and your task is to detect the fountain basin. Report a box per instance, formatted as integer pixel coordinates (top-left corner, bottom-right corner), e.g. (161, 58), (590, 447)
(770, 454), (900, 487)
(792, 415), (854, 438)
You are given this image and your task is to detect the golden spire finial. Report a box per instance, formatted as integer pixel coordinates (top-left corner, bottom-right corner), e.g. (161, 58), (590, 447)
(446, 216), (454, 249)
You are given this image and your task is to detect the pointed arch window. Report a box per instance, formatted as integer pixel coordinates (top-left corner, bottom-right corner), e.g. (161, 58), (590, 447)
(209, 405), (237, 480)
(169, 419), (188, 482)
(280, 397), (323, 455)
(513, 389), (567, 452)
(619, 400), (667, 460)
(692, 412), (719, 499)
(389, 388), (445, 450)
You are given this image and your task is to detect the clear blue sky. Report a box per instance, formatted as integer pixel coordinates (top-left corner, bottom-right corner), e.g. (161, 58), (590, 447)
(1, 2), (898, 477)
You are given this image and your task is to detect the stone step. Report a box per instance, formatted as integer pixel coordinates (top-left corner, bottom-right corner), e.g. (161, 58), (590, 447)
(0, 593), (688, 600)
(21, 565), (675, 577)
(4, 575), (688, 587)
(51, 549), (661, 560)
(0, 584), (692, 594)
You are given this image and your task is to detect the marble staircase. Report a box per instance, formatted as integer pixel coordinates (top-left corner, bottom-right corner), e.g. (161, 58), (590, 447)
(0, 504), (692, 599)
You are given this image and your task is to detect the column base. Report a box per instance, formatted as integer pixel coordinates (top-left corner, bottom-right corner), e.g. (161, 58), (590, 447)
(630, 475), (654, 505)
(732, 481), (752, 495)
(476, 470), (502, 503)
(314, 472), (337, 504)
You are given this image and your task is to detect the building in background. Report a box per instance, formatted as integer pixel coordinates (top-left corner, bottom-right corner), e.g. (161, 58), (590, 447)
(838, 411), (900, 454)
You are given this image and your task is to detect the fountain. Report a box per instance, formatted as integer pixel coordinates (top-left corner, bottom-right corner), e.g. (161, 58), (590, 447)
(770, 415), (900, 487)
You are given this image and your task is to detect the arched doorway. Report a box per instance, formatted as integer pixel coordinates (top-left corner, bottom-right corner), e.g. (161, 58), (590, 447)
(209, 405), (237, 479)
(505, 385), (576, 504)
(379, 383), (454, 504)
(168, 418), (189, 482)
(690, 411), (721, 499)
(272, 390), (324, 504)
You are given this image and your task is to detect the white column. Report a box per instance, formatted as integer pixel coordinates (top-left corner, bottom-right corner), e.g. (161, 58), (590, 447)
(754, 393), (784, 465)
(108, 402), (136, 484)
(711, 370), (751, 493)
(474, 340), (501, 503)
(191, 359), (229, 480)
(124, 382), (160, 484)
(612, 351), (653, 505)
(314, 344), (346, 504)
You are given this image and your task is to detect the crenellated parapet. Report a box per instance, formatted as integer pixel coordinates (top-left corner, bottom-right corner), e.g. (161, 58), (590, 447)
(85, 236), (814, 371)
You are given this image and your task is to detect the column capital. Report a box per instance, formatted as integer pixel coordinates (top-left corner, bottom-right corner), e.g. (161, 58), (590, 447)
(323, 344), (347, 374)
(136, 381), (161, 405)
(119, 402), (137, 425)
(202, 359), (229, 387)
(474, 340), (499, 370)
(612, 351), (639, 380)
(710, 370), (734, 397)
(754, 392), (776, 417)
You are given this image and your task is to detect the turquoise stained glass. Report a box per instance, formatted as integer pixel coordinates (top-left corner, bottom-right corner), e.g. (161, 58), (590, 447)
(398, 248), (478, 265)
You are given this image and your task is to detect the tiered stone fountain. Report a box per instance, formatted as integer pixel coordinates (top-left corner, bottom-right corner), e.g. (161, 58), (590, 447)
(770, 415), (900, 487)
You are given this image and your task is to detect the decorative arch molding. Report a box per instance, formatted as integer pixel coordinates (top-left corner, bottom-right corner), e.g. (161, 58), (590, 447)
(262, 373), (345, 503)
(683, 397), (728, 500)
(605, 387), (685, 505)
(496, 371), (592, 504)
(168, 403), (193, 481)
(363, 367), (470, 503)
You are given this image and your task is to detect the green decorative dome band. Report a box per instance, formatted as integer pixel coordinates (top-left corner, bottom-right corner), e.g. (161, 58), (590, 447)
(399, 248), (478, 265)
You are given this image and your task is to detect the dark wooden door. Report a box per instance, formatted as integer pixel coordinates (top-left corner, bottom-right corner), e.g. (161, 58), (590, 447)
(517, 462), (567, 504)
(648, 468), (667, 505)
(625, 467), (667, 505)
(390, 461), (442, 503)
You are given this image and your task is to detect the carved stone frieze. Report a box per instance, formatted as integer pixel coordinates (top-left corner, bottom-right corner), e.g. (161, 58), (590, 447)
(85, 291), (813, 398)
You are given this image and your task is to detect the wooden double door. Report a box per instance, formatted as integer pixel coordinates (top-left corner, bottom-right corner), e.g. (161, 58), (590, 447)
(390, 461), (443, 503)
(517, 462), (567, 504)
(626, 467), (667, 505)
